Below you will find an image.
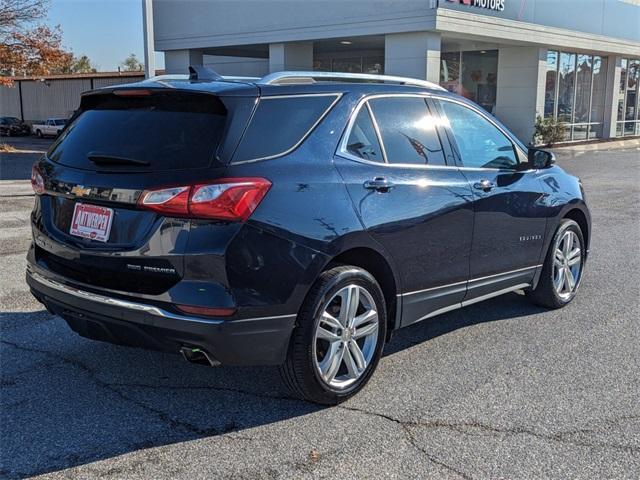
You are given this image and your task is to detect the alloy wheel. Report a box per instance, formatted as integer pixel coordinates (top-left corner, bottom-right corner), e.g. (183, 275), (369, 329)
(312, 284), (379, 389)
(553, 230), (582, 300)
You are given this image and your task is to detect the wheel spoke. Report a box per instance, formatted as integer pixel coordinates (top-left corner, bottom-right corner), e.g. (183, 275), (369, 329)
(555, 249), (565, 263)
(320, 311), (342, 330)
(339, 286), (360, 327)
(348, 341), (367, 370)
(316, 325), (341, 343)
(564, 267), (576, 291)
(354, 321), (378, 339)
(342, 346), (360, 379)
(353, 309), (377, 328)
(567, 247), (581, 266)
(563, 232), (574, 257)
(320, 345), (344, 383)
(554, 266), (565, 292)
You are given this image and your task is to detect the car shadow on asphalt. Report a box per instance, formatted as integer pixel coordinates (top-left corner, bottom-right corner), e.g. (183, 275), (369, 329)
(0, 293), (546, 478)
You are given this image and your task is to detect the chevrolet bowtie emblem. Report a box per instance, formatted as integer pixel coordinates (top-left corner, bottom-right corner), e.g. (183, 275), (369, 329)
(70, 185), (92, 197)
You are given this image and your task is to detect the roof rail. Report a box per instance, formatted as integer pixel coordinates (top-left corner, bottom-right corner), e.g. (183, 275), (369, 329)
(258, 71), (446, 91)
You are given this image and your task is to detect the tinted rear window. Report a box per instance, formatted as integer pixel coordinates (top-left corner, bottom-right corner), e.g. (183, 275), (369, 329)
(233, 94), (339, 163)
(48, 92), (227, 171)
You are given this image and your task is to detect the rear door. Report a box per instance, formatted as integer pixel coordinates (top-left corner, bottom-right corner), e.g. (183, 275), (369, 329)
(334, 94), (474, 327)
(434, 97), (547, 300)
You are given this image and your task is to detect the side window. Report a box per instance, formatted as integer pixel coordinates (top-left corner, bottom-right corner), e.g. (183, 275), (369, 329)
(439, 100), (518, 169)
(344, 105), (384, 162)
(233, 94), (339, 162)
(368, 97), (446, 166)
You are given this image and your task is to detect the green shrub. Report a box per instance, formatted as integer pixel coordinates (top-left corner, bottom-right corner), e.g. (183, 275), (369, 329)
(533, 116), (566, 146)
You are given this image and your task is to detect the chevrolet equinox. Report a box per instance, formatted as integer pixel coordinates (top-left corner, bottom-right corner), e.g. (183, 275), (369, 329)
(27, 68), (590, 404)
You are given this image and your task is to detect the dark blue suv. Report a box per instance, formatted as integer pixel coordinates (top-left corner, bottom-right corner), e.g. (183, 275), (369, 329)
(27, 69), (590, 404)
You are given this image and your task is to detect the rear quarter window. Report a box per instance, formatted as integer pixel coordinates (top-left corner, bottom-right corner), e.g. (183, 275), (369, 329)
(232, 94), (340, 163)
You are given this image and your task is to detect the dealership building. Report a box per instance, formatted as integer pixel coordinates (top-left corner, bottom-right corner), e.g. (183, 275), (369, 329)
(151, 0), (640, 143)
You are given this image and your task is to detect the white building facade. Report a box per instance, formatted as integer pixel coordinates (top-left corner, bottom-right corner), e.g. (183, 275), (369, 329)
(152, 0), (640, 143)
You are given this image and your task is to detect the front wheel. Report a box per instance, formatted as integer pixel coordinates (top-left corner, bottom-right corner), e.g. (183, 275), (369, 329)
(280, 266), (387, 404)
(526, 219), (585, 309)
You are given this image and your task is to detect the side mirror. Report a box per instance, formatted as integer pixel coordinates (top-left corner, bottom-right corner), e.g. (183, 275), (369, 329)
(528, 148), (556, 169)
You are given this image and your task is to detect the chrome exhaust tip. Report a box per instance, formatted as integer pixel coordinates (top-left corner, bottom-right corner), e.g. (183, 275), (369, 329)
(180, 346), (221, 367)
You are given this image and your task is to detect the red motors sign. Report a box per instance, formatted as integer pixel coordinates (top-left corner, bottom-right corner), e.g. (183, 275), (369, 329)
(447, 0), (505, 12)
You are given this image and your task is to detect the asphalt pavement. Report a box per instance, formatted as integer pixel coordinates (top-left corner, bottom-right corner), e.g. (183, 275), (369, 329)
(0, 143), (638, 479)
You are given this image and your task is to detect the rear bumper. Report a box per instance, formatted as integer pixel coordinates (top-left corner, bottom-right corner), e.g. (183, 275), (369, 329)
(27, 266), (297, 366)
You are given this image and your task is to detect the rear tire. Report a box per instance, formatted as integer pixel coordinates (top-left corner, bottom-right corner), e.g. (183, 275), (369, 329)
(280, 265), (387, 404)
(36, 130), (42, 138)
(526, 219), (585, 309)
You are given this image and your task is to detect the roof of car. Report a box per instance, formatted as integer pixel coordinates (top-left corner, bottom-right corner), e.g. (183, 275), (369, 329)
(83, 70), (454, 99)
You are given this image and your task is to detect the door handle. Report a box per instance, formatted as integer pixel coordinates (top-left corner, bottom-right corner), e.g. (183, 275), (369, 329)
(363, 177), (395, 192)
(473, 179), (496, 192)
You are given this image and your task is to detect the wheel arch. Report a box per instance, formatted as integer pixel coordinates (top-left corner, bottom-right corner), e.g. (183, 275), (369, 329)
(324, 247), (401, 340)
(563, 207), (590, 256)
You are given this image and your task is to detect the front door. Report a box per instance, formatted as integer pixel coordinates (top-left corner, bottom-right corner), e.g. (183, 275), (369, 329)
(434, 98), (547, 301)
(334, 95), (474, 326)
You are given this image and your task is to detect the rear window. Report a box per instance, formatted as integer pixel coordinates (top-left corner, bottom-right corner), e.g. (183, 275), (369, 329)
(48, 92), (227, 171)
(232, 94), (339, 163)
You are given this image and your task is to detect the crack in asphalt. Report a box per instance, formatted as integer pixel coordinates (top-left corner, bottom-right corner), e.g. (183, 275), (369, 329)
(340, 405), (640, 456)
(2, 338), (638, 479)
(0, 340), (256, 441)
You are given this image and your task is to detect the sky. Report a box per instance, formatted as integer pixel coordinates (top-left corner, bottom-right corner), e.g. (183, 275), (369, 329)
(47, 0), (164, 72)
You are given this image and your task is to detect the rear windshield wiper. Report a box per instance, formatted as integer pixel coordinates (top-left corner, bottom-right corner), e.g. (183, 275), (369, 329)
(87, 152), (150, 166)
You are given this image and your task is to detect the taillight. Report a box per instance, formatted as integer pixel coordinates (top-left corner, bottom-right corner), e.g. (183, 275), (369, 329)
(138, 178), (271, 222)
(139, 186), (190, 216)
(31, 165), (45, 194)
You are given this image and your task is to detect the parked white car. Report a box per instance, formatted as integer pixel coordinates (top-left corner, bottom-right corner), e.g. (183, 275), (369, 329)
(32, 118), (67, 138)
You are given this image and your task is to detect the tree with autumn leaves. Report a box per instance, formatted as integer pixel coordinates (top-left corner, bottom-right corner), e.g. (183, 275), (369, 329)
(0, 0), (96, 85)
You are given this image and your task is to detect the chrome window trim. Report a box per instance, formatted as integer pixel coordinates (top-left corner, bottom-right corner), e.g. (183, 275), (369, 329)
(397, 264), (542, 297)
(29, 270), (297, 324)
(336, 92), (529, 172)
(337, 92), (451, 169)
(231, 93), (343, 165)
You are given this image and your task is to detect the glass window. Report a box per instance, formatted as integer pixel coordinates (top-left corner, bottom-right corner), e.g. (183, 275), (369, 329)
(544, 50), (558, 118)
(344, 106), (384, 163)
(558, 52), (576, 123)
(362, 56), (384, 74)
(440, 52), (461, 88)
(332, 58), (362, 73)
(439, 100), (518, 170)
(627, 59), (638, 91)
(234, 94), (338, 162)
(574, 55), (593, 124)
(49, 92), (227, 172)
(461, 50), (498, 113)
(590, 56), (608, 124)
(368, 97), (446, 166)
(619, 59), (628, 94)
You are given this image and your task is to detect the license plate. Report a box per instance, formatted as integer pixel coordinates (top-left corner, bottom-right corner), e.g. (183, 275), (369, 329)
(70, 203), (114, 242)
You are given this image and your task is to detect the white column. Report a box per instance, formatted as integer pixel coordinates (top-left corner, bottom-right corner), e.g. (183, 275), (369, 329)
(164, 49), (204, 74)
(495, 46), (546, 144)
(269, 42), (313, 72)
(603, 56), (623, 139)
(142, 0), (155, 79)
(384, 32), (441, 83)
